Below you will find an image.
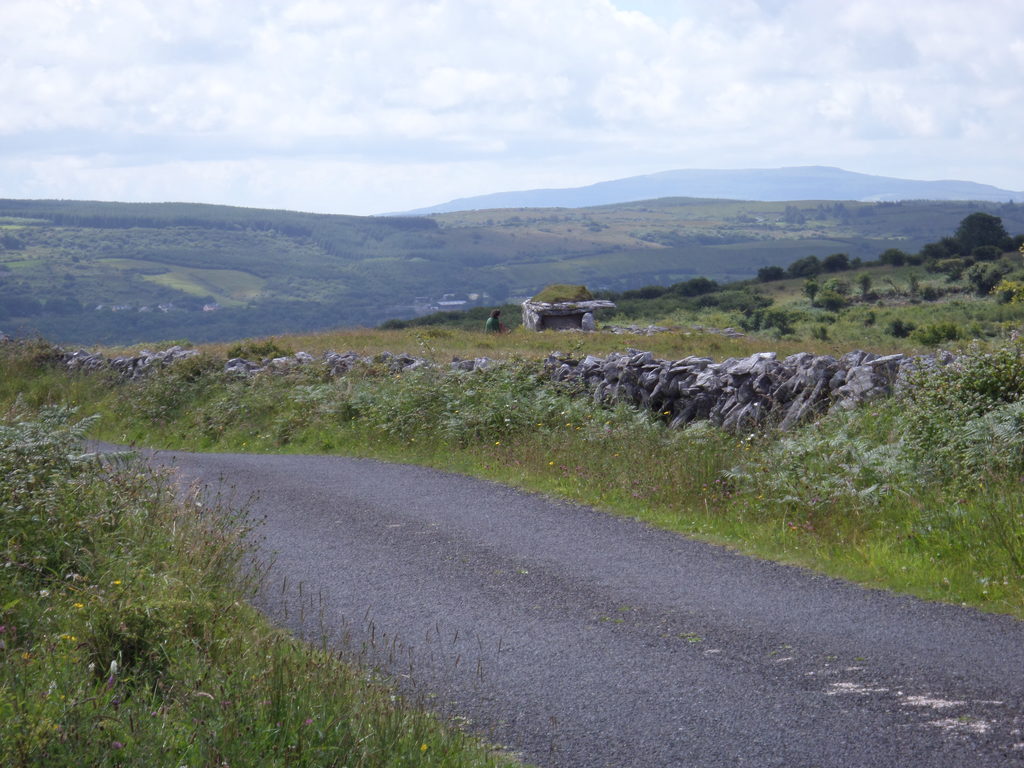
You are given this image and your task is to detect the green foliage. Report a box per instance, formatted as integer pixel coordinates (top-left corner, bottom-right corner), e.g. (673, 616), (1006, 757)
(119, 353), (223, 423)
(307, 360), (648, 449)
(920, 242), (950, 262)
(788, 255), (821, 278)
(757, 265), (786, 282)
(907, 341), (1024, 413)
(966, 263), (1010, 296)
(821, 253), (850, 272)
(741, 309), (795, 336)
(0, 408), (516, 768)
(723, 341), (1024, 501)
(720, 342), (1024, 588)
(897, 341), (1024, 478)
(814, 288), (847, 312)
(992, 278), (1024, 303)
(226, 338), (294, 360)
(910, 322), (962, 345)
(803, 278), (819, 302)
(821, 277), (850, 296)
(955, 212), (1010, 253)
(614, 277), (719, 300)
(0, 406), (104, 592)
(972, 245), (1003, 262)
(380, 304), (521, 331)
(927, 257), (966, 279)
(879, 248), (909, 266)
(531, 284), (593, 303)
(886, 318), (916, 338)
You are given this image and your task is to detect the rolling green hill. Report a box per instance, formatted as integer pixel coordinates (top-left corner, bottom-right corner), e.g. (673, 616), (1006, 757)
(2, 197), (1023, 345)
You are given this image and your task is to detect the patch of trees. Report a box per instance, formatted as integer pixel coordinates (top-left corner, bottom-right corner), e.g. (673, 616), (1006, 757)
(758, 252), (859, 281)
(912, 213), (1021, 295)
(758, 212), (1023, 301)
(611, 277), (720, 301)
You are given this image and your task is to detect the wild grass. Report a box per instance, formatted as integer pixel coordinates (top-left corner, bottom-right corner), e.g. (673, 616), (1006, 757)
(7, 331), (1020, 619)
(4, 329), (1024, 627)
(0, 405), (520, 767)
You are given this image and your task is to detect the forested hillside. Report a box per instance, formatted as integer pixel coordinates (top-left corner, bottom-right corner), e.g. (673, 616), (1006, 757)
(3, 197), (1024, 345)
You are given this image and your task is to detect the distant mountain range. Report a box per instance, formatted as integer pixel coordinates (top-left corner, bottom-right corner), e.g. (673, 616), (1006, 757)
(397, 166), (1023, 215)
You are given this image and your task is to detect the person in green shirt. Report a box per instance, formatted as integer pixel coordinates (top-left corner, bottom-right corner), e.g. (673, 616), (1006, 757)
(485, 309), (508, 333)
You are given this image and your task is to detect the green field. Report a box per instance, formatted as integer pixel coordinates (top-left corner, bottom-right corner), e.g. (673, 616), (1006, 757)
(2, 197), (1024, 345)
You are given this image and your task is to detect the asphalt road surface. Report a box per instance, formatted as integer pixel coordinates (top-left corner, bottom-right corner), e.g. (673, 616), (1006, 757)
(142, 448), (1024, 767)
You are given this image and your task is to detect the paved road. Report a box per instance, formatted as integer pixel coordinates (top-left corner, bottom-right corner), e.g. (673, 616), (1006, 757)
(147, 448), (1024, 767)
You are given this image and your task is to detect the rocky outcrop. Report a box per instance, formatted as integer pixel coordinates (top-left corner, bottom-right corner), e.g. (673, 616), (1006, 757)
(546, 348), (955, 431)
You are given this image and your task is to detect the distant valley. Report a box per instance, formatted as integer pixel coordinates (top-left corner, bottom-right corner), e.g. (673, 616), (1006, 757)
(2, 194), (1023, 345)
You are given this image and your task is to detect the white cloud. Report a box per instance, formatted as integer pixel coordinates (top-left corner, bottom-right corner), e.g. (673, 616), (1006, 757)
(0, 0), (1021, 214)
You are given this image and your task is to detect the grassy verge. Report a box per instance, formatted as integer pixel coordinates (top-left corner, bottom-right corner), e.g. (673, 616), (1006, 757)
(3, 333), (1023, 625)
(0, 404), (520, 767)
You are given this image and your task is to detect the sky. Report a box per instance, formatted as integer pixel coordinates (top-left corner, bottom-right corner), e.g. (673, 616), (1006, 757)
(2, 0), (1022, 216)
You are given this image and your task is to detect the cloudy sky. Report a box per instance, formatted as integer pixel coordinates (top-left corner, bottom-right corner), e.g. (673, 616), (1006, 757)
(2, 0), (1022, 215)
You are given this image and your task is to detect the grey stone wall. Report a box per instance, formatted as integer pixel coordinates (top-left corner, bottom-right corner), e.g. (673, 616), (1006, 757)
(42, 340), (953, 432)
(545, 348), (955, 431)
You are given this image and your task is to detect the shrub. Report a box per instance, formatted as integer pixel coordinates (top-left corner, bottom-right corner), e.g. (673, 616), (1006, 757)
(887, 319), (916, 338)
(898, 341), (1024, 477)
(879, 248), (908, 266)
(728, 341), (1024, 502)
(814, 289), (847, 312)
(122, 353), (223, 423)
(972, 245), (1003, 262)
(910, 323), (962, 345)
(0, 406), (104, 593)
(787, 255), (821, 278)
(821, 253), (850, 272)
(821, 278), (850, 296)
(741, 309), (795, 335)
(757, 265), (786, 282)
(992, 279), (1024, 304)
(930, 258), (966, 279)
(967, 263), (1010, 296)
(226, 338), (293, 360)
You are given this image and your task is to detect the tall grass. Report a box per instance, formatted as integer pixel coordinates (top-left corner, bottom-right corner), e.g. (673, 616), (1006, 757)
(0, 405), (519, 767)
(3, 333), (1023, 623)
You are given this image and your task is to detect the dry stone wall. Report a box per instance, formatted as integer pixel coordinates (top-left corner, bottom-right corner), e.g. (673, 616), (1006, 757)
(54, 345), (491, 379)
(545, 348), (955, 431)
(44, 341), (954, 432)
